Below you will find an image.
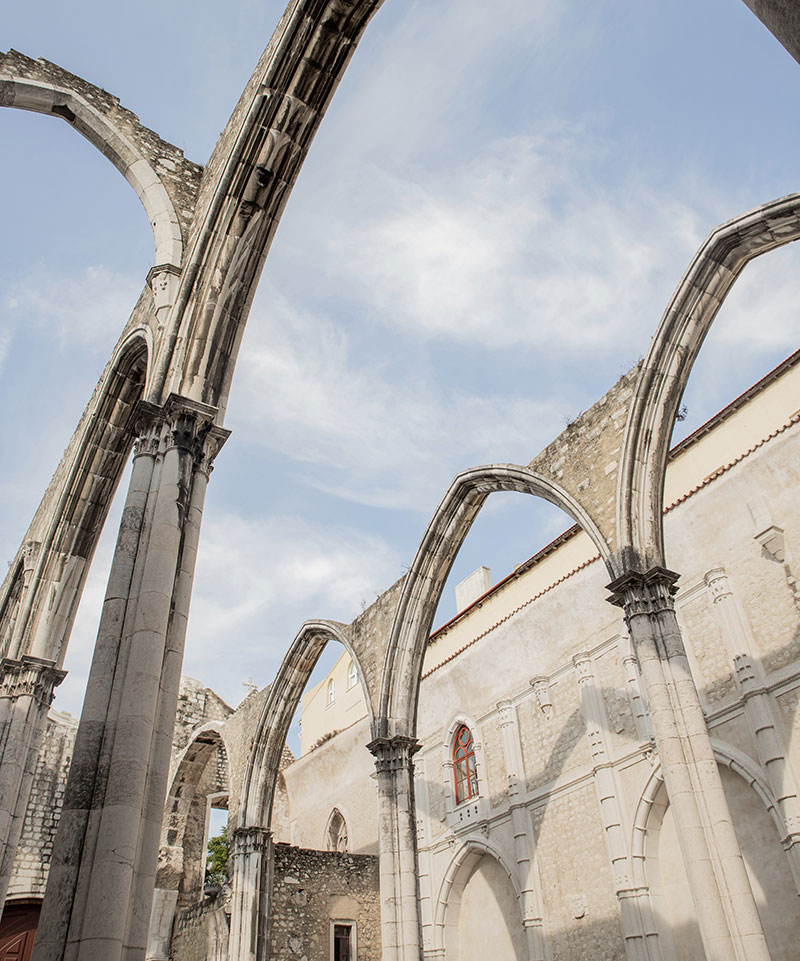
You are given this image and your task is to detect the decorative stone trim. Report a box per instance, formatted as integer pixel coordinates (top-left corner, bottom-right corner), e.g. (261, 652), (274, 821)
(0, 655), (66, 706)
(231, 824), (272, 859)
(131, 395), (230, 474)
(367, 735), (421, 774)
(606, 567), (679, 618)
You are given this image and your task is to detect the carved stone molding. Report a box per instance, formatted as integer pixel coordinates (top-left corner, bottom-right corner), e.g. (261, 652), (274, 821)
(607, 567), (680, 618)
(0, 655), (66, 706)
(131, 395), (230, 474)
(529, 676), (553, 719)
(231, 824), (272, 859)
(367, 735), (421, 775)
(146, 263), (181, 315)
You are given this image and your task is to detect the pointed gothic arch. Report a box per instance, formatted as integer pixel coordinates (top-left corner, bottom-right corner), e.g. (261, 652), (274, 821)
(617, 192), (800, 572)
(377, 463), (613, 739)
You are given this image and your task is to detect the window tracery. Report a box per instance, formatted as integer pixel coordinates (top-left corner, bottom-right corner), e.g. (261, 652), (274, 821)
(452, 724), (479, 804)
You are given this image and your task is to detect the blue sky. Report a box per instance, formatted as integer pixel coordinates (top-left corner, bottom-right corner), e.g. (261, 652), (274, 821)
(2, 0), (799, 716)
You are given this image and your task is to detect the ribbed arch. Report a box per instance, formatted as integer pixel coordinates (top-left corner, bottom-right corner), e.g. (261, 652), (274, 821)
(240, 619), (375, 828)
(377, 464), (613, 739)
(0, 75), (183, 268)
(1, 332), (149, 665)
(617, 192), (800, 571)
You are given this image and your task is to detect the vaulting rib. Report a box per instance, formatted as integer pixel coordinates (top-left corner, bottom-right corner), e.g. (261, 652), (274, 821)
(160, 0), (386, 415)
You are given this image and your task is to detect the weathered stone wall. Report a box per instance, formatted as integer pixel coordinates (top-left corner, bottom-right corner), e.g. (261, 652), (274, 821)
(7, 710), (76, 900)
(169, 891), (229, 961)
(269, 844), (380, 961)
(0, 50), (203, 240)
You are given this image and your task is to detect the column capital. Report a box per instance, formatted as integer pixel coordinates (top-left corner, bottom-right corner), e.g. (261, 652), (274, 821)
(0, 655), (66, 706)
(146, 263), (181, 314)
(231, 824), (272, 858)
(131, 395), (231, 473)
(606, 567), (680, 615)
(367, 735), (421, 774)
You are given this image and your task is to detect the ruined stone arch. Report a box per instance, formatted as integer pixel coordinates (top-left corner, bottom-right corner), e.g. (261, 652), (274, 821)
(433, 838), (525, 961)
(0, 70), (184, 269)
(240, 619), (376, 829)
(0, 330), (149, 666)
(158, 723), (232, 900)
(616, 191), (800, 572)
(376, 463), (614, 739)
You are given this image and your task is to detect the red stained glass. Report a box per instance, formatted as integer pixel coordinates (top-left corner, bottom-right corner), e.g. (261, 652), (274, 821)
(452, 724), (479, 803)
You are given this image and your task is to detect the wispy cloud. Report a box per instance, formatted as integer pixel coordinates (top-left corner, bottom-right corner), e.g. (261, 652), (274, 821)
(2, 264), (141, 350)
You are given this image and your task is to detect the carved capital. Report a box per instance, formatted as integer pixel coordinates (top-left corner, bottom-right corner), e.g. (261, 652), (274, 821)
(21, 540), (40, 584)
(0, 655), (66, 706)
(704, 567), (732, 603)
(530, 675), (553, 719)
(146, 263), (181, 314)
(572, 652), (594, 685)
(607, 567), (680, 617)
(231, 824), (271, 859)
(162, 394), (230, 474)
(496, 699), (515, 728)
(367, 735), (421, 775)
(131, 396), (230, 473)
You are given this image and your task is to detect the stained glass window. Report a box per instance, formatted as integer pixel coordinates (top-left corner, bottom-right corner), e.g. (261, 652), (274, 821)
(452, 724), (479, 803)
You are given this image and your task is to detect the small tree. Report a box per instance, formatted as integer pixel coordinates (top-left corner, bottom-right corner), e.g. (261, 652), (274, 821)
(205, 823), (228, 886)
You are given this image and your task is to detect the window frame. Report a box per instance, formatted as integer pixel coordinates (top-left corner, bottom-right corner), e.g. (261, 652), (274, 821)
(329, 919), (356, 961)
(452, 723), (479, 805)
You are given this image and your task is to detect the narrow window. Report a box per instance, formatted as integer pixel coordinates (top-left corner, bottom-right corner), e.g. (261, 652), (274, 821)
(333, 923), (353, 961)
(347, 660), (358, 689)
(452, 724), (479, 804)
(327, 677), (335, 705)
(327, 808), (348, 852)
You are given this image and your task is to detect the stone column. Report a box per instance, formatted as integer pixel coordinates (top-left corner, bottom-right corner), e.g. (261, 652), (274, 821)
(572, 654), (662, 961)
(227, 825), (273, 961)
(368, 735), (423, 961)
(705, 567), (800, 886)
(495, 700), (547, 961)
(0, 654), (65, 907)
(32, 395), (228, 961)
(608, 568), (771, 961)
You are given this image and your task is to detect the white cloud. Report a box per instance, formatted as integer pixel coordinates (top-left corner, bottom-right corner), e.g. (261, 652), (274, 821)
(331, 131), (722, 352)
(232, 285), (565, 511)
(184, 511), (402, 704)
(2, 264), (141, 350)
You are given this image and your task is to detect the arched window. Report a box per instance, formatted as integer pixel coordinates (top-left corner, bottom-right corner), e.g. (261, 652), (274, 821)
(347, 660), (358, 689)
(326, 808), (349, 852)
(452, 724), (479, 804)
(327, 678), (335, 705)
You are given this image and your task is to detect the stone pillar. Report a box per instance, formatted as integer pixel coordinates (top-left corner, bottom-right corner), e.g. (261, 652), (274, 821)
(608, 568), (771, 961)
(705, 567), (800, 886)
(572, 654), (662, 961)
(0, 654), (65, 907)
(32, 395), (228, 961)
(619, 629), (653, 744)
(227, 825), (273, 961)
(368, 735), (423, 961)
(495, 700), (547, 961)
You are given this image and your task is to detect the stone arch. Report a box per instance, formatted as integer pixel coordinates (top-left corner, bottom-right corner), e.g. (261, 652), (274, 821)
(158, 723), (232, 902)
(377, 464), (614, 739)
(0, 331), (149, 666)
(630, 742), (799, 960)
(617, 192), (800, 571)
(241, 619), (376, 829)
(325, 806), (349, 853)
(0, 71), (183, 268)
(433, 838), (525, 961)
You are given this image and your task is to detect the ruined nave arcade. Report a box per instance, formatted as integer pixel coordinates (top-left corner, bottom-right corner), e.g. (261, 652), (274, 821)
(1, 1), (800, 959)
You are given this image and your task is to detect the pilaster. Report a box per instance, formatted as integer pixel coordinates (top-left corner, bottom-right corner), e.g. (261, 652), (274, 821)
(608, 568), (771, 961)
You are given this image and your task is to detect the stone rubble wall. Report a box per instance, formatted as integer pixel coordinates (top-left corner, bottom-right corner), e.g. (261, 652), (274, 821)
(270, 844), (380, 961)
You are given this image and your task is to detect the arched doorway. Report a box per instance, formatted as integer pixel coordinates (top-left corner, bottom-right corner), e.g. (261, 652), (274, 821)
(0, 902), (40, 961)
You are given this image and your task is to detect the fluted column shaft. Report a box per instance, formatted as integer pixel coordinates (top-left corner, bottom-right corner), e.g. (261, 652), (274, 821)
(32, 395), (228, 961)
(608, 568), (770, 961)
(368, 735), (423, 961)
